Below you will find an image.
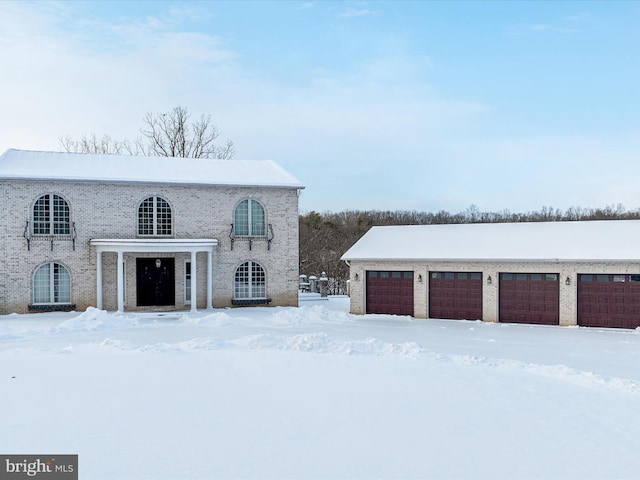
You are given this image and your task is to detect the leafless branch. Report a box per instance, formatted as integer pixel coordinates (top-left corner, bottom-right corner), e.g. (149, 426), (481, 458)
(60, 106), (234, 159)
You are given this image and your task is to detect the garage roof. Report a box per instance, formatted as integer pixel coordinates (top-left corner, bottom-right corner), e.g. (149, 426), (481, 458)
(0, 149), (304, 189)
(341, 220), (640, 262)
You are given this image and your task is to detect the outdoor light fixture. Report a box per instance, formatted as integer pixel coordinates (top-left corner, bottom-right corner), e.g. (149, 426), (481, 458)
(566, 276), (571, 286)
(418, 274), (423, 283)
(354, 273), (359, 281)
(487, 275), (492, 285)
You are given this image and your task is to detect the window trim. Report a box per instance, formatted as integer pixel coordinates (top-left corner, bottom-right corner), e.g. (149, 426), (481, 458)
(32, 262), (71, 305)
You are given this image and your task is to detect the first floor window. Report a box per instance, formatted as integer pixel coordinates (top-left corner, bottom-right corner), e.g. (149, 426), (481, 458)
(185, 261), (192, 304)
(234, 261), (266, 299)
(33, 263), (71, 304)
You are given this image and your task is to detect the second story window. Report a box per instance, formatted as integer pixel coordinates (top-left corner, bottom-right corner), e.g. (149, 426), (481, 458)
(138, 196), (172, 236)
(234, 199), (265, 237)
(33, 194), (70, 235)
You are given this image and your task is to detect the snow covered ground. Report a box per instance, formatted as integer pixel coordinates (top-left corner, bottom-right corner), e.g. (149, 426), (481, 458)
(2, 296), (640, 479)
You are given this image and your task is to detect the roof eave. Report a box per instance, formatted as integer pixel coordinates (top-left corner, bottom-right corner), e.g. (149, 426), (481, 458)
(0, 175), (304, 189)
(341, 257), (640, 263)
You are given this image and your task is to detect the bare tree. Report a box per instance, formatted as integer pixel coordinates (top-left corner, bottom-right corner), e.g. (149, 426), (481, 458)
(59, 133), (141, 155)
(60, 106), (234, 159)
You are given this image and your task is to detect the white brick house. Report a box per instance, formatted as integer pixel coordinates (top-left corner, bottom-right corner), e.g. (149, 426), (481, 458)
(342, 221), (640, 329)
(0, 149), (304, 314)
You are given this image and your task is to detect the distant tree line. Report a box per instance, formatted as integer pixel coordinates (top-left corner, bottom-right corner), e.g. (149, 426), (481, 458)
(299, 203), (640, 294)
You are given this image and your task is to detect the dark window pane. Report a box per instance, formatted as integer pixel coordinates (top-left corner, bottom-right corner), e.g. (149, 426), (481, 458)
(630, 275), (640, 283)
(546, 274), (558, 282)
(470, 272), (481, 280)
(597, 275), (609, 282)
(581, 274), (593, 282)
(380, 272), (389, 278)
(445, 272), (454, 280)
(404, 272), (413, 279)
(368, 271), (378, 278)
(392, 272), (402, 278)
(502, 273), (513, 281)
(457, 273), (468, 280)
(516, 274), (527, 281)
(531, 274), (542, 281)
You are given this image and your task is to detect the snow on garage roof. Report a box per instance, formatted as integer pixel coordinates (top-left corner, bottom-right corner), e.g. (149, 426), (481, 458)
(0, 149), (304, 189)
(341, 220), (640, 262)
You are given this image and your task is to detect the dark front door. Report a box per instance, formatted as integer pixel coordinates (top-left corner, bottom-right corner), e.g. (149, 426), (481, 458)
(136, 258), (175, 307)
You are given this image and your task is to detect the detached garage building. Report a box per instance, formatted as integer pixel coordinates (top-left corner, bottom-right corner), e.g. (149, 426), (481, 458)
(341, 220), (640, 329)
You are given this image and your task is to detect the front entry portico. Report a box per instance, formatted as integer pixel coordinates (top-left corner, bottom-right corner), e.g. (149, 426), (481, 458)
(91, 239), (218, 312)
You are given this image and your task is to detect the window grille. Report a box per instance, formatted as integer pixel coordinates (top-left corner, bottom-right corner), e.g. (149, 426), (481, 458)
(234, 199), (266, 237)
(234, 261), (266, 299)
(33, 262), (71, 304)
(32, 194), (70, 235)
(138, 196), (172, 236)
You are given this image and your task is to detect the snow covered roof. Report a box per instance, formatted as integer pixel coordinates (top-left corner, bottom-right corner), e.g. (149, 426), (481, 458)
(341, 220), (640, 262)
(0, 149), (304, 189)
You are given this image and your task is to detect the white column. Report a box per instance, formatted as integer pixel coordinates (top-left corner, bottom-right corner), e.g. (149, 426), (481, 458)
(117, 251), (124, 313)
(96, 251), (103, 309)
(207, 249), (213, 309)
(190, 250), (198, 312)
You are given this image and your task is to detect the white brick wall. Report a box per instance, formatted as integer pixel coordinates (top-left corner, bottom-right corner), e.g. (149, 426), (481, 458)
(0, 180), (300, 313)
(347, 260), (640, 326)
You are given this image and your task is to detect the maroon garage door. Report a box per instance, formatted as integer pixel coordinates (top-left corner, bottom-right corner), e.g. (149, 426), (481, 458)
(366, 271), (414, 316)
(578, 274), (640, 329)
(429, 272), (483, 320)
(499, 273), (559, 325)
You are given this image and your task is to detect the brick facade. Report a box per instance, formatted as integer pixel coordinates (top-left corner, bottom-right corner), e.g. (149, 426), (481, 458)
(0, 179), (301, 314)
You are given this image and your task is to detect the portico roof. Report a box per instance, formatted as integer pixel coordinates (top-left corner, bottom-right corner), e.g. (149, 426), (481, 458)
(90, 238), (218, 253)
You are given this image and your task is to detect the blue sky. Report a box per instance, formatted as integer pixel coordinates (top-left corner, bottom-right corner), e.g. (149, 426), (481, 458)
(1, 1), (639, 214)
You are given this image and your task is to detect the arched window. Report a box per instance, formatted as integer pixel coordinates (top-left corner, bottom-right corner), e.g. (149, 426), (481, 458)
(234, 199), (265, 237)
(138, 196), (172, 236)
(234, 261), (266, 299)
(32, 194), (70, 235)
(33, 262), (71, 304)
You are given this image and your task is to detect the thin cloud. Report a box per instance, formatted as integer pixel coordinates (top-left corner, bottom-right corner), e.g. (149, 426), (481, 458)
(530, 24), (551, 32)
(338, 7), (379, 19)
(508, 11), (590, 36)
(507, 22), (581, 35)
(566, 11), (591, 21)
